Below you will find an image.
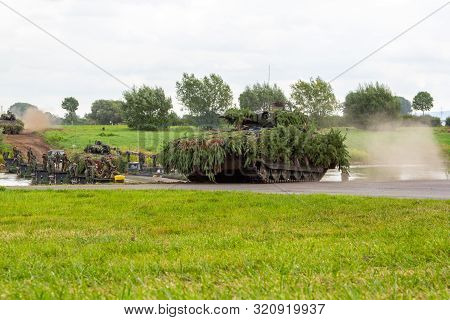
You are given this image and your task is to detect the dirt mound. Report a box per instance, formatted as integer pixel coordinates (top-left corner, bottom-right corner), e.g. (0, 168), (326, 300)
(4, 130), (52, 159)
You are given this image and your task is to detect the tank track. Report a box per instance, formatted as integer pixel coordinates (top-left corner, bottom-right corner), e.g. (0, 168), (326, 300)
(251, 163), (327, 183)
(188, 162), (327, 183)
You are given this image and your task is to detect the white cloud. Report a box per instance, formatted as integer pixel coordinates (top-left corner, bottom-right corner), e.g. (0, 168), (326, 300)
(0, 0), (449, 116)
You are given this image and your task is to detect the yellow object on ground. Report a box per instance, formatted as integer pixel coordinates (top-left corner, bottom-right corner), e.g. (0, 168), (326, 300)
(114, 175), (125, 183)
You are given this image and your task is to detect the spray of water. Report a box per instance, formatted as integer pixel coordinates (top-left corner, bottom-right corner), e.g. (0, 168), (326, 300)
(363, 124), (446, 180)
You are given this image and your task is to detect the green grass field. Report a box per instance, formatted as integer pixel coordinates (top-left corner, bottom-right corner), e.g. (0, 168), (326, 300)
(0, 190), (448, 299)
(434, 127), (450, 161)
(0, 133), (12, 163)
(43, 125), (200, 153)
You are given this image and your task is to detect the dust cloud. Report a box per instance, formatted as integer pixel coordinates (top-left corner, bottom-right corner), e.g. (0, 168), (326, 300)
(363, 124), (446, 180)
(22, 108), (52, 131)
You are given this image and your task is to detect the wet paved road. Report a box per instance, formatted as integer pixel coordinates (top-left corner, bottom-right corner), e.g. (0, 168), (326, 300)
(10, 180), (450, 200)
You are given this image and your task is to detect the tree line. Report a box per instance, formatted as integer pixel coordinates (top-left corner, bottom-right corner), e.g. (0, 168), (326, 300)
(57, 74), (438, 129)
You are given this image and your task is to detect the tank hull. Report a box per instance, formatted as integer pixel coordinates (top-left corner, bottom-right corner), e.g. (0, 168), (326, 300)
(187, 156), (327, 183)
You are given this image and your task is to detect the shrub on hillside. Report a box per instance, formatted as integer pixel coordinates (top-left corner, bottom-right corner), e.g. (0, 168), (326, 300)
(317, 115), (347, 128)
(401, 114), (442, 127)
(122, 85), (173, 131)
(343, 83), (401, 129)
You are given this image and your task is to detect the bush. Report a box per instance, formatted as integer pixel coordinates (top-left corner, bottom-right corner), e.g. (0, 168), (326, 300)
(430, 117), (442, 127)
(88, 100), (124, 125)
(401, 114), (441, 127)
(317, 115), (347, 128)
(122, 85), (173, 130)
(445, 117), (450, 127)
(98, 132), (117, 137)
(343, 83), (401, 128)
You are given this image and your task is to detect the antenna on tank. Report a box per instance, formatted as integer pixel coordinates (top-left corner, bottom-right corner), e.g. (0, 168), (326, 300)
(137, 128), (139, 153)
(268, 65), (271, 84)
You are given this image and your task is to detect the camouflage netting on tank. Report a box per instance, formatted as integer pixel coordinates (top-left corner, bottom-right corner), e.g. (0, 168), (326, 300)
(159, 125), (350, 181)
(223, 108), (309, 128)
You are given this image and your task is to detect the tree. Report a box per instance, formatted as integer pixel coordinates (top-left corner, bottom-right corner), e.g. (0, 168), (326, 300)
(88, 100), (124, 125)
(176, 73), (233, 128)
(239, 83), (288, 112)
(122, 85), (173, 130)
(395, 96), (412, 114)
(445, 117), (450, 127)
(343, 83), (401, 128)
(61, 97), (79, 124)
(45, 112), (63, 125)
(167, 111), (184, 126)
(290, 77), (338, 121)
(412, 91), (433, 115)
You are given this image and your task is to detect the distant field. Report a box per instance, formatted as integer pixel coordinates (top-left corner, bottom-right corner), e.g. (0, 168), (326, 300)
(42, 125), (450, 163)
(434, 127), (450, 161)
(0, 190), (448, 299)
(43, 125), (200, 153)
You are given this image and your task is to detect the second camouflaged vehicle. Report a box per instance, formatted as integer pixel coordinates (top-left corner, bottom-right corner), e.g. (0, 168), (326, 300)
(0, 111), (24, 134)
(84, 141), (111, 155)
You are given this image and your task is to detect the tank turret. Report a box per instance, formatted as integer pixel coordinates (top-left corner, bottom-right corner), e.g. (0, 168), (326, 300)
(221, 108), (308, 131)
(84, 141), (111, 155)
(221, 111), (275, 130)
(0, 111), (24, 134)
(1, 111), (17, 121)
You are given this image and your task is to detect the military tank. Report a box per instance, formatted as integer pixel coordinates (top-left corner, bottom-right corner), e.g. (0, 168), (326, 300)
(159, 108), (350, 183)
(84, 140), (111, 155)
(0, 111), (24, 134)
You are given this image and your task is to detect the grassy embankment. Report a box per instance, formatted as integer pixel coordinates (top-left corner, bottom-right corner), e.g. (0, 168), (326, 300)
(43, 125), (200, 154)
(0, 133), (12, 163)
(42, 125), (450, 164)
(434, 127), (450, 161)
(0, 190), (448, 299)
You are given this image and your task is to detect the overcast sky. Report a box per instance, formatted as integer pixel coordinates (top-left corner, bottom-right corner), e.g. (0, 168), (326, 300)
(0, 0), (449, 116)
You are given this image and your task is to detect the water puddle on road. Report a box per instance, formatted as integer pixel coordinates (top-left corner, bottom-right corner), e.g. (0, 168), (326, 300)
(0, 165), (448, 186)
(0, 173), (31, 187)
(322, 165), (448, 182)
